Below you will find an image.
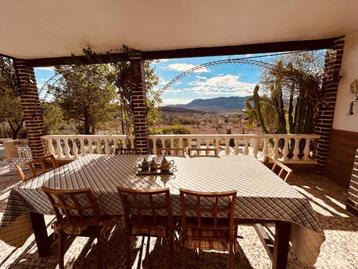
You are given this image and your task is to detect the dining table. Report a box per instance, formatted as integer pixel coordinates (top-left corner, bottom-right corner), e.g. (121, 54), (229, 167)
(0, 154), (325, 269)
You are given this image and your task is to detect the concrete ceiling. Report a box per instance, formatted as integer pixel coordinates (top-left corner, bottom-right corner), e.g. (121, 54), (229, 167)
(1, 0), (358, 59)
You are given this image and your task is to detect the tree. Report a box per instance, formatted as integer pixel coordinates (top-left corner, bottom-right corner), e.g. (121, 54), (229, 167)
(246, 51), (325, 134)
(42, 102), (66, 134)
(107, 60), (160, 134)
(49, 64), (117, 134)
(0, 56), (24, 139)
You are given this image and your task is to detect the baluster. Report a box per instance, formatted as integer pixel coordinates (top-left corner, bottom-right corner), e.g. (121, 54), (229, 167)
(55, 138), (64, 159)
(234, 138), (239, 155)
(292, 137), (300, 161)
(112, 138), (118, 154)
(47, 138), (55, 156)
(263, 137), (269, 157)
(215, 138), (220, 155)
(80, 138), (85, 156)
(170, 138), (174, 149)
(96, 138), (101, 154)
(88, 138), (94, 154)
(152, 138), (157, 155)
(273, 138), (279, 160)
(303, 138), (311, 160)
(63, 138), (71, 158)
(283, 137), (289, 161)
(72, 138), (79, 158)
(244, 138), (249, 155)
(253, 138), (259, 158)
(104, 138), (110, 154)
(225, 138), (230, 155)
(178, 138), (183, 151)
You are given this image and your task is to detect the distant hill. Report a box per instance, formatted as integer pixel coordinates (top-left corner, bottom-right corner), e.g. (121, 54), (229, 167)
(158, 106), (208, 114)
(164, 96), (249, 112)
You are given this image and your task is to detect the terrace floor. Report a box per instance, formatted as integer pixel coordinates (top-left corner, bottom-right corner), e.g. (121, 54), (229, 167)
(0, 155), (357, 268)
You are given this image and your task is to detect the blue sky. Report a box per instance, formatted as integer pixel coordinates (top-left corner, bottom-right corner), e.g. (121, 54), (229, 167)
(34, 53), (280, 105)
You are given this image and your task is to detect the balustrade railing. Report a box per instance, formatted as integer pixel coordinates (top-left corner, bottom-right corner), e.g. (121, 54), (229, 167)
(42, 134), (320, 163)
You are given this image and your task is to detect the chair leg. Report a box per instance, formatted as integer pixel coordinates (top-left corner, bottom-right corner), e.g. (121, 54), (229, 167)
(168, 234), (174, 269)
(96, 236), (104, 269)
(124, 234), (131, 269)
(180, 245), (186, 269)
(58, 230), (65, 269)
(228, 242), (234, 269)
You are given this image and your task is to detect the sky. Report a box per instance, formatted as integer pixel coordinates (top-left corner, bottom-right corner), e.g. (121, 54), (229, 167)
(34, 53), (282, 105)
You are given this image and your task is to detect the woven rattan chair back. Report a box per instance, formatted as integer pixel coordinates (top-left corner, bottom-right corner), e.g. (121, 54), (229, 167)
(42, 187), (102, 224)
(179, 189), (237, 240)
(117, 187), (173, 231)
(16, 155), (58, 181)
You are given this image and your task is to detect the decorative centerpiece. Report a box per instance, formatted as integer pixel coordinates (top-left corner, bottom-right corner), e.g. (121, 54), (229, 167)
(136, 157), (175, 175)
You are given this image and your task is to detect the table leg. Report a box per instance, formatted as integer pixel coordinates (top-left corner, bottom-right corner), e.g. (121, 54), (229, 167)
(272, 221), (291, 269)
(30, 212), (52, 257)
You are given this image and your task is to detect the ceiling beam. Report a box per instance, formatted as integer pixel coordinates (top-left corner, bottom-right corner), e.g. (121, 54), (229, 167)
(27, 37), (341, 67)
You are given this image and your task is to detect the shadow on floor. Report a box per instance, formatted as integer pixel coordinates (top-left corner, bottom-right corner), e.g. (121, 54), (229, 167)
(288, 173), (358, 232)
(6, 223), (254, 269)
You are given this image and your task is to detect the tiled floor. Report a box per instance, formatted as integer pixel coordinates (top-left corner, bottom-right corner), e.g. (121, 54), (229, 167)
(0, 161), (357, 269)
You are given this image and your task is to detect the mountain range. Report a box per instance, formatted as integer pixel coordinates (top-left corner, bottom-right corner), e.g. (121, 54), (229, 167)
(164, 96), (249, 112)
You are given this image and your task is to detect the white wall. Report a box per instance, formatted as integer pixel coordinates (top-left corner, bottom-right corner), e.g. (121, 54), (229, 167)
(333, 31), (358, 132)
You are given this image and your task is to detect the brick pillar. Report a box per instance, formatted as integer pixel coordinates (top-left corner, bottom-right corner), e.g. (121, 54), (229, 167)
(315, 38), (344, 173)
(13, 59), (46, 159)
(130, 55), (149, 154)
(347, 149), (358, 216)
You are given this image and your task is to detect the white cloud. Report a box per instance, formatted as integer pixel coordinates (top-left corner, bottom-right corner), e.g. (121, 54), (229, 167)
(188, 74), (256, 96)
(161, 98), (193, 105)
(167, 63), (209, 73)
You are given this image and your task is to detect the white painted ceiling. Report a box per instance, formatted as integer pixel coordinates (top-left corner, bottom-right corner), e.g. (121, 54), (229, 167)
(1, 0), (358, 59)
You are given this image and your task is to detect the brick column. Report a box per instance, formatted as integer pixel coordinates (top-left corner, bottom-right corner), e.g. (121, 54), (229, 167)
(130, 55), (149, 154)
(315, 38), (344, 173)
(14, 59), (46, 159)
(347, 149), (358, 216)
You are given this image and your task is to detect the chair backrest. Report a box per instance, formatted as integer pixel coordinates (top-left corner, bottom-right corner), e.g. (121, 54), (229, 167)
(117, 187), (173, 230)
(115, 147), (140, 155)
(268, 158), (293, 181)
(188, 147), (218, 157)
(42, 187), (102, 224)
(179, 189), (237, 240)
(16, 155), (58, 181)
(157, 147), (185, 156)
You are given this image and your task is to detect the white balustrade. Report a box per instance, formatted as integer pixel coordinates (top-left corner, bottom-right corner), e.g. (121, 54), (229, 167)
(42, 134), (320, 163)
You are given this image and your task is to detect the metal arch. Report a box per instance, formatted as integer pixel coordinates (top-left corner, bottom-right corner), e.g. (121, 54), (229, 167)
(158, 52), (294, 95)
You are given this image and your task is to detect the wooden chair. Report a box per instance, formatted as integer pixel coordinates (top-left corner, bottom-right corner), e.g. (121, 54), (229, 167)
(156, 147), (185, 156)
(16, 155), (58, 181)
(42, 187), (116, 269)
(179, 189), (237, 269)
(188, 147), (218, 157)
(117, 187), (175, 269)
(254, 157), (293, 259)
(115, 147), (140, 155)
(266, 157), (293, 181)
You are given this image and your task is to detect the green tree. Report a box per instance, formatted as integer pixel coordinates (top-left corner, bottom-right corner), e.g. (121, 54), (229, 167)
(42, 102), (66, 134)
(246, 51), (324, 134)
(0, 56), (24, 139)
(107, 60), (160, 134)
(49, 64), (117, 134)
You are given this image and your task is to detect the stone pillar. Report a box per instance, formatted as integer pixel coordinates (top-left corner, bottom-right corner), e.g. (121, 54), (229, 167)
(130, 55), (149, 154)
(13, 59), (46, 159)
(315, 38), (344, 173)
(347, 148), (358, 216)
